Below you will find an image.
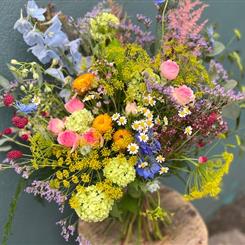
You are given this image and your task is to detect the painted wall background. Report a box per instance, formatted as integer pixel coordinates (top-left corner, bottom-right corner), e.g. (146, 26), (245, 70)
(0, 1), (245, 244)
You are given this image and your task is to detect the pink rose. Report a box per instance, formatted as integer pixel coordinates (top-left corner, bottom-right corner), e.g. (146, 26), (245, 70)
(57, 130), (79, 148)
(172, 85), (195, 105)
(81, 128), (103, 147)
(65, 96), (84, 113)
(160, 60), (180, 80)
(125, 102), (137, 115)
(47, 118), (64, 135)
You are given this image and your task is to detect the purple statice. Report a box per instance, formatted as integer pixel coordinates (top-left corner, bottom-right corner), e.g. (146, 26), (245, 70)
(209, 60), (229, 82)
(76, 236), (91, 245)
(203, 83), (245, 102)
(136, 14), (152, 29)
(25, 180), (66, 212)
(56, 219), (76, 242)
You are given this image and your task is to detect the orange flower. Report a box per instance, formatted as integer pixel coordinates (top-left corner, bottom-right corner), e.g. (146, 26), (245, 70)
(72, 73), (95, 94)
(113, 129), (133, 150)
(92, 114), (112, 134)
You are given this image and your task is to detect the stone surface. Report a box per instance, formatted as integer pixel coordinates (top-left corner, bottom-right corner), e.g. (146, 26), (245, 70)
(78, 186), (208, 245)
(209, 230), (245, 245)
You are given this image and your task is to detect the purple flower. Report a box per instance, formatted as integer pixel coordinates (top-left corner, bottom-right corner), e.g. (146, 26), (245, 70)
(44, 16), (69, 48)
(27, 0), (46, 21)
(136, 158), (161, 179)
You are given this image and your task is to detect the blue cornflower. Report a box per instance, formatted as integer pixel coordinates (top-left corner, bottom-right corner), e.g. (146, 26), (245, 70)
(16, 102), (38, 114)
(14, 10), (33, 34)
(154, 0), (166, 5)
(29, 44), (59, 64)
(136, 157), (161, 179)
(27, 0), (46, 21)
(44, 15), (69, 48)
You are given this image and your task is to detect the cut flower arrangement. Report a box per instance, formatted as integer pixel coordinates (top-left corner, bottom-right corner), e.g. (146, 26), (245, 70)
(0, 0), (245, 244)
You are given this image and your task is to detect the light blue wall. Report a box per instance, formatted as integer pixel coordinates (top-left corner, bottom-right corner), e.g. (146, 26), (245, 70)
(0, 1), (245, 244)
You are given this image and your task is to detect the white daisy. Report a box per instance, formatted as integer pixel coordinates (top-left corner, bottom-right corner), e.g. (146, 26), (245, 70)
(132, 121), (141, 131)
(127, 143), (139, 155)
(156, 155), (165, 163)
(32, 96), (41, 105)
(159, 167), (169, 175)
(138, 161), (149, 168)
(112, 113), (120, 121)
(163, 116), (168, 126)
(117, 116), (127, 126)
(139, 133), (149, 142)
(178, 107), (191, 118)
(184, 126), (193, 136)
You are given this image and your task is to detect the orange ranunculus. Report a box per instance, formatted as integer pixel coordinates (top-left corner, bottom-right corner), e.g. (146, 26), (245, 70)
(72, 73), (95, 94)
(92, 114), (112, 134)
(113, 129), (133, 150)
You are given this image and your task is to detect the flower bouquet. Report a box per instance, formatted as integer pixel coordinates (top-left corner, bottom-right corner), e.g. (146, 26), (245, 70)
(1, 0), (244, 244)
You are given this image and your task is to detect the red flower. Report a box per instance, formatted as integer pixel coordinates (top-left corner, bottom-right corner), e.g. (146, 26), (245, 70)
(198, 156), (208, 164)
(207, 112), (218, 126)
(3, 128), (13, 135)
(21, 134), (29, 141)
(7, 150), (23, 160)
(3, 94), (14, 107)
(197, 140), (205, 148)
(12, 116), (28, 129)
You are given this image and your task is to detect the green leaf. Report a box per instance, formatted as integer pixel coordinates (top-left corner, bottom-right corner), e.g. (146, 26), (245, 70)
(222, 102), (241, 120)
(235, 135), (241, 146)
(2, 179), (26, 245)
(234, 29), (242, 40)
(110, 203), (123, 220)
(224, 79), (238, 91)
(207, 41), (225, 57)
(127, 181), (142, 198)
(0, 146), (12, 152)
(0, 74), (10, 90)
(119, 195), (138, 213)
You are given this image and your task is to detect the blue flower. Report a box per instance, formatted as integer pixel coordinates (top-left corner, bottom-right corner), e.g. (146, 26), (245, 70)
(154, 0), (165, 5)
(45, 68), (65, 82)
(44, 16), (69, 48)
(29, 44), (59, 64)
(16, 102), (37, 114)
(136, 157), (161, 179)
(66, 39), (82, 71)
(14, 11), (33, 34)
(27, 0), (46, 21)
(23, 26), (44, 46)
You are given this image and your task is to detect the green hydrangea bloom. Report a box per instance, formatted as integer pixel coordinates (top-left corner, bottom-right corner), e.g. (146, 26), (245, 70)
(65, 109), (94, 133)
(103, 156), (136, 187)
(90, 13), (119, 42)
(74, 185), (114, 222)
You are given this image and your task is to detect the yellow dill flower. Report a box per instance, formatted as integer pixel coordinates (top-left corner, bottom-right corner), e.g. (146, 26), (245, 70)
(72, 73), (95, 94)
(88, 159), (101, 170)
(113, 129), (133, 150)
(96, 181), (123, 200)
(69, 195), (80, 209)
(101, 147), (111, 157)
(50, 179), (60, 189)
(56, 170), (63, 180)
(63, 180), (70, 188)
(92, 114), (112, 134)
(103, 129), (113, 141)
(62, 170), (69, 179)
(71, 175), (79, 184)
(81, 173), (90, 183)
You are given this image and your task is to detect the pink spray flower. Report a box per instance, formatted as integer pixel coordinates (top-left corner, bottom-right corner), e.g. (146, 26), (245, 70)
(172, 85), (195, 106)
(65, 96), (84, 113)
(47, 118), (64, 135)
(125, 102), (137, 115)
(160, 60), (180, 80)
(57, 130), (79, 148)
(198, 156), (208, 164)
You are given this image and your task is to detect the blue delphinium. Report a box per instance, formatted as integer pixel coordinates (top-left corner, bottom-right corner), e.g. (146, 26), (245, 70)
(27, 0), (46, 21)
(14, 11), (33, 34)
(23, 26), (44, 46)
(16, 102), (38, 114)
(44, 16), (69, 48)
(154, 0), (166, 5)
(136, 156), (161, 179)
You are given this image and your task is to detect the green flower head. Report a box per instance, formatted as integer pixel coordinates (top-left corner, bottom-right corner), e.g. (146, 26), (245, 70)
(65, 109), (94, 133)
(103, 156), (136, 187)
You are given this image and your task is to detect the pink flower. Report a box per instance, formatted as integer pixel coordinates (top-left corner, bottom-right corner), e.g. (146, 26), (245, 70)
(81, 128), (103, 147)
(65, 96), (84, 113)
(172, 85), (195, 105)
(125, 102), (137, 115)
(47, 118), (64, 135)
(198, 156), (208, 164)
(57, 130), (79, 148)
(160, 60), (180, 80)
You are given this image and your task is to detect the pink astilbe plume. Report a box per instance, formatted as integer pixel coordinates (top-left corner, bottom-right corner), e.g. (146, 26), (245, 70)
(167, 0), (208, 43)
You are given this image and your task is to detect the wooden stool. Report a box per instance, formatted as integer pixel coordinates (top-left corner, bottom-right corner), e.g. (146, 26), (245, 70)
(78, 186), (208, 245)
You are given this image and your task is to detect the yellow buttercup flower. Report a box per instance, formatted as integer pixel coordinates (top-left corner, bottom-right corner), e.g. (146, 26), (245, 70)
(92, 114), (112, 134)
(72, 73), (95, 94)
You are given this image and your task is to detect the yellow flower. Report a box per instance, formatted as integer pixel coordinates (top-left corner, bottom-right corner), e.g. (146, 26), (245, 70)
(92, 114), (112, 134)
(72, 73), (95, 94)
(113, 129), (133, 150)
